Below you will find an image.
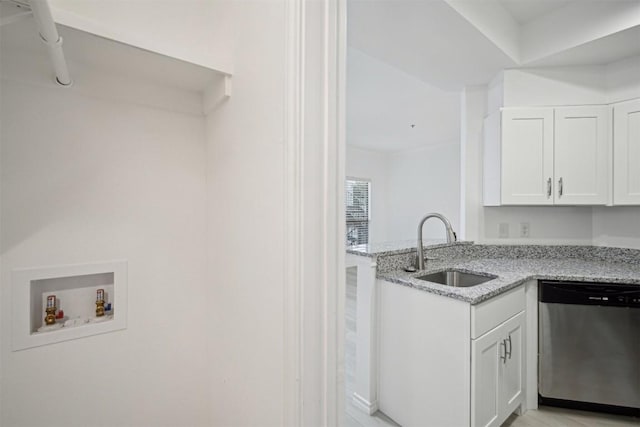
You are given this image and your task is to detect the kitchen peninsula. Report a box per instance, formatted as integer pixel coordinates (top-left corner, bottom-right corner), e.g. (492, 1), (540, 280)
(347, 242), (640, 425)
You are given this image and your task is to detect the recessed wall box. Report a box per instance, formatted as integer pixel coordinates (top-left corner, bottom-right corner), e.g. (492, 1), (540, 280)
(12, 260), (128, 351)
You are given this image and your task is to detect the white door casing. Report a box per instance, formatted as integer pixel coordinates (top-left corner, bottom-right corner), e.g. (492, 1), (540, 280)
(283, 0), (345, 425)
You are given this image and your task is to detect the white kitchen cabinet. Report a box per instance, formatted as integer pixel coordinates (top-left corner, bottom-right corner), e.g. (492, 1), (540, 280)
(484, 106), (610, 206)
(554, 106), (609, 205)
(471, 311), (524, 427)
(471, 322), (502, 427)
(501, 313), (524, 417)
(499, 108), (554, 205)
(613, 98), (640, 205)
(378, 281), (526, 427)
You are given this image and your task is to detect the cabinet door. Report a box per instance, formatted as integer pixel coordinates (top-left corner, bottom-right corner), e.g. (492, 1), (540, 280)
(554, 106), (610, 205)
(501, 108), (554, 205)
(613, 99), (640, 205)
(499, 312), (525, 425)
(471, 325), (504, 427)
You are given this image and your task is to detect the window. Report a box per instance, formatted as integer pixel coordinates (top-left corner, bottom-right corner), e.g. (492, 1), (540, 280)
(345, 179), (370, 246)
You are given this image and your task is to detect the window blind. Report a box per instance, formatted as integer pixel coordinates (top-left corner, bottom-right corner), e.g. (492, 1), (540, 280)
(345, 179), (370, 246)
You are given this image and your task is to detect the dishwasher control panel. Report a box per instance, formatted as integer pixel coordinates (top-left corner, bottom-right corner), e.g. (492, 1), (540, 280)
(539, 281), (640, 308)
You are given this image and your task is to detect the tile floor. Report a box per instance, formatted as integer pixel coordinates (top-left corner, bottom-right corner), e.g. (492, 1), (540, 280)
(344, 268), (640, 427)
(503, 406), (639, 427)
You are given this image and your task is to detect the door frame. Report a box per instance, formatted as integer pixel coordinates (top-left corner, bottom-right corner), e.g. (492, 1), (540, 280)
(283, 0), (346, 425)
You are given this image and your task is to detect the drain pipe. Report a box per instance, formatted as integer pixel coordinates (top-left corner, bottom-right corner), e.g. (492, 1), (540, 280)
(29, 0), (72, 86)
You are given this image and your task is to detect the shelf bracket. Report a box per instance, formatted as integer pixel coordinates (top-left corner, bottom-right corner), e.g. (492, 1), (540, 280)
(202, 73), (232, 116)
(224, 74), (232, 98)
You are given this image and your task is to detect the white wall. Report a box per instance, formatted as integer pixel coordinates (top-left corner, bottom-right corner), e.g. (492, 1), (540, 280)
(519, 0), (640, 65)
(346, 146), (389, 244)
(346, 143), (461, 244)
(204, 2), (286, 425)
(499, 57), (640, 109)
(1, 71), (210, 426)
(346, 44), (460, 244)
(593, 207), (640, 249)
(606, 55), (640, 103)
(483, 207), (594, 245)
(387, 143), (460, 241)
(460, 86), (487, 242)
(502, 66), (607, 108)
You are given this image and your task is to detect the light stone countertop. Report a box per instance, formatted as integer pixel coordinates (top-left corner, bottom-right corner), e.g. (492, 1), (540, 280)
(378, 256), (640, 305)
(346, 239), (471, 257)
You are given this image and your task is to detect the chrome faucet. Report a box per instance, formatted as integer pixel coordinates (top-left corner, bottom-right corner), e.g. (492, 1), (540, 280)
(416, 213), (457, 270)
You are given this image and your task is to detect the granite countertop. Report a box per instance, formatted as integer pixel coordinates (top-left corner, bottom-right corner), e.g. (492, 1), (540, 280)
(378, 256), (640, 305)
(346, 239), (471, 257)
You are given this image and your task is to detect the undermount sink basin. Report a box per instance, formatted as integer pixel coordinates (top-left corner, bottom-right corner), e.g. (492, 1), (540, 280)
(416, 270), (496, 287)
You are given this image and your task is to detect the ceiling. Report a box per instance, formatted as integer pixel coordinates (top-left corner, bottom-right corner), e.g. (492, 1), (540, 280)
(347, 0), (640, 152)
(347, 48), (460, 152)
(525, 25), (640, 68)
(498, 0), (571, 24)
(348, 0), (517, 91)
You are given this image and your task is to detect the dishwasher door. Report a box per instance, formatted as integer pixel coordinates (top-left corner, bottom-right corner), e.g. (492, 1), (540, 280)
(539, 301), (640, 409)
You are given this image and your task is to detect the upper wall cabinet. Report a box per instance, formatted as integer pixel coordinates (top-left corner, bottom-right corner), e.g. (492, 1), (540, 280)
(484, 106), (610, 206)
(613, 99), (640, 205)
(554, 106), (610, 205)
(500, 108), (554, 205)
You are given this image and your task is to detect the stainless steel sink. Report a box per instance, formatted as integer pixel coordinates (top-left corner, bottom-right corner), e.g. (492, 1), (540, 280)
(415, 270), (495, 287)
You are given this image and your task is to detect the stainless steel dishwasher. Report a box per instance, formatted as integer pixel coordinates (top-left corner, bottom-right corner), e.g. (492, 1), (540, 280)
(539, 280), (640, 416)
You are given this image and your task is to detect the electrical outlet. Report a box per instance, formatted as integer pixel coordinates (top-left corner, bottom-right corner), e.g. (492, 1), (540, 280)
(520, 222), (530, 238)
(498, 223), (509, 238)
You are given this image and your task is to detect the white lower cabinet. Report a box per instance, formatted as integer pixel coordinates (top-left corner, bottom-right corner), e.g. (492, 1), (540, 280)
(378, 281), (526, 427)
(471, 311), (524, 427)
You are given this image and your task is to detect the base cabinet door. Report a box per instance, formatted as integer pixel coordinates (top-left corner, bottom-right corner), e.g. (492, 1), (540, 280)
(472, 311), (525, 427)
(500, 312), (525, 418)
(471, 325), (503, 427)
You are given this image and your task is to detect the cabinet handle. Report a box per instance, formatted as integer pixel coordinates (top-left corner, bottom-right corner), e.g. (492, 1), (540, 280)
(500, 340), (507, 364)
(547, 178), (552, 198)
(558, 177), (563, 197)
(506, 335), (512, 360)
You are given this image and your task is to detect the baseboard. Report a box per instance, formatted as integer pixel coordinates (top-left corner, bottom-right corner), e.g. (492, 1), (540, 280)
(352, 392), (378, 415)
